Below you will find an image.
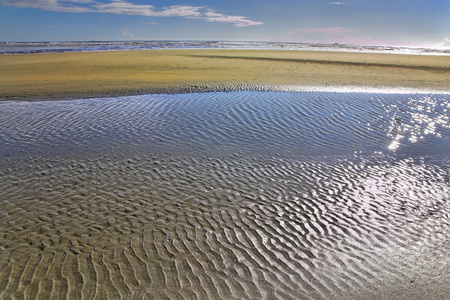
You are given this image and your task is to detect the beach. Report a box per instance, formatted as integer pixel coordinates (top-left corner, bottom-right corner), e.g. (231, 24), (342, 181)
(1, 49), (449, 101)
(1, 49), (450, 299)
(1, 91), (450, 299)
(2, 0), (449, 296)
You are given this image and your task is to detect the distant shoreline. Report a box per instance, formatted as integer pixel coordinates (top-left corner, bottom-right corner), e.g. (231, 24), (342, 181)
(1, 49), (449, 101)
(2, 40), (449, 56)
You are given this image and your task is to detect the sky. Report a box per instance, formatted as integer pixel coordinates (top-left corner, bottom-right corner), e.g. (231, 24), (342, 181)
(1, 0), (449, 47)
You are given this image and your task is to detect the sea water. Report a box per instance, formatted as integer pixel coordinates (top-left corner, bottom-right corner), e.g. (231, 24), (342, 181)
(1, 40), (449, 55)
(0, 91), (449, 299)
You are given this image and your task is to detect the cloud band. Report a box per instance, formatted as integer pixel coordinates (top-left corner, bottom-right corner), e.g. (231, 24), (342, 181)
(0, 0), (263, 27)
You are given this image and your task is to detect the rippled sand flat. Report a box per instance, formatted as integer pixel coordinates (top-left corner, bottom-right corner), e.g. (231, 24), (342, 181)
(1, 92), (449, 299)
(1, 49), (449, 101)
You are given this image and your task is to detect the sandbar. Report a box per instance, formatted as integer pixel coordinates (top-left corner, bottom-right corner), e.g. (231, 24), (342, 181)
(1, 49), (449, 101)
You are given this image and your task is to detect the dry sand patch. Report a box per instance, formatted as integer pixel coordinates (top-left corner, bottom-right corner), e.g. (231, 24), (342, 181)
(1, 49), (449, 101)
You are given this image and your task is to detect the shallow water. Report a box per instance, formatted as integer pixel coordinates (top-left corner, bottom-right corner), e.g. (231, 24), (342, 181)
(1, 91), (449, 299)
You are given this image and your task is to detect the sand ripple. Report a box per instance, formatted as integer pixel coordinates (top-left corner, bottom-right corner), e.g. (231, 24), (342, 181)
(0, 91), (449, 299)
(1, 92), (449, 158)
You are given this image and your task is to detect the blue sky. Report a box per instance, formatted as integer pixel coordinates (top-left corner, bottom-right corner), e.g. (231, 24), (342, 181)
(1, 0), (449, 47)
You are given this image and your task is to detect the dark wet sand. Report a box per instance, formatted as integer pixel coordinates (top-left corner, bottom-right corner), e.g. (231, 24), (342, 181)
(1, 49), (449, 101)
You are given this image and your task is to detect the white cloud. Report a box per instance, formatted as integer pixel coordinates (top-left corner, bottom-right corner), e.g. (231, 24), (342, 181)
(122, 26), (141, 40)
(282, 27), (358, 42)
(157, 5), (203, 18)
(93, 1), (157, 15)
(279, 27), (392, 45)
(441, 37), (450, 47)
(0, 0), (263, 27)
(289, 28), (356, 34)
(203, 9), (263, 27)
(0, 0), (94, 13)
(329, 2), (346, 5)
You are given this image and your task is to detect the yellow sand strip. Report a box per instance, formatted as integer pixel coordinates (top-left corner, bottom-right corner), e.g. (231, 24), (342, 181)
(1, 49), (449, 101)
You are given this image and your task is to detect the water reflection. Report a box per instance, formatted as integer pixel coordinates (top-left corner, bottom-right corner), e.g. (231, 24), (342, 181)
(0, 91), (449, 299)
(1, 92), (449, 158)
(384, 95), (450, 151)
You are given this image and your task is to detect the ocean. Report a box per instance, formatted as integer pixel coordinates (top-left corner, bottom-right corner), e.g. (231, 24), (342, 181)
(1, 40), (449, 55)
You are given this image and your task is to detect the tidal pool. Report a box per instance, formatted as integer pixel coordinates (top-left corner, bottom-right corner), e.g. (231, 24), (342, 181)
(1, 91), (449, 299)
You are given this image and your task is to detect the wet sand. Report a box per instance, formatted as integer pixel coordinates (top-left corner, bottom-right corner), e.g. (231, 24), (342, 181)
(1, 49), (449, 101)
(1, 153), (449, 299)
(1, 92), (449, 299)
(1, 49), (450, 299)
